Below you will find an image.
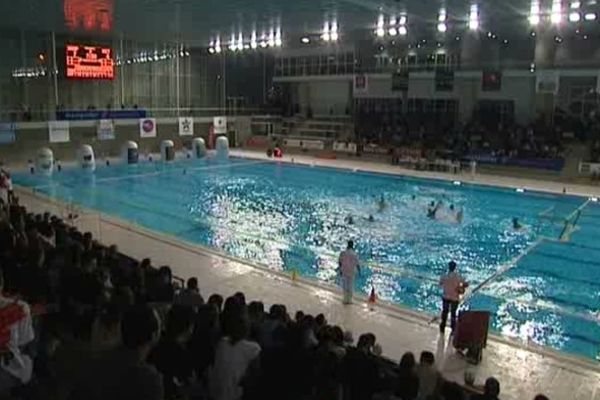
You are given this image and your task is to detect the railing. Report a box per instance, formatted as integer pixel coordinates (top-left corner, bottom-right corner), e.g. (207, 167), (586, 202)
(0, 106), (283, 123)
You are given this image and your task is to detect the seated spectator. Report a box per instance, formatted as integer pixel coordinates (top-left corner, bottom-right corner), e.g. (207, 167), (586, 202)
(471, 377), (500, 400)
(208, 293), (224, 312)
(70, 305), (163, 400)
(148, 305), (196, 399)
(415, 351), (441, 400)
(175, 277), (204, 309)
(0, 269), (35, 397)
(342, 333), (381, 400)
(147, 266), (175, 303)
(395, 352), (419, 400)
(209, 304), (261, 400)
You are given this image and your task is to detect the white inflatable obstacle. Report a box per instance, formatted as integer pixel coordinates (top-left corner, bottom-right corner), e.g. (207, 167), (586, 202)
(36, 148), (54, 176)
(192, 137), (207, 158)
(123, 141), (139, 164)
(215, 135), (229, 159)
(78, 144), (96, 171)
(161, 140), (175, 162)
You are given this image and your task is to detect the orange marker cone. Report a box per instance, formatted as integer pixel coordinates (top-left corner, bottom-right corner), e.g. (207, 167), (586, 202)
(368, 286), (377, 309)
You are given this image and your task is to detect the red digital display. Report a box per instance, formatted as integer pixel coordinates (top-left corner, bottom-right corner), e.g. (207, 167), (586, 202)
(66, 44), (114, 79)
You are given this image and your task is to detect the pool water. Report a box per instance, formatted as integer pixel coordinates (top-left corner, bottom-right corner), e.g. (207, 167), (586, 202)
(13, 157), (600, 360)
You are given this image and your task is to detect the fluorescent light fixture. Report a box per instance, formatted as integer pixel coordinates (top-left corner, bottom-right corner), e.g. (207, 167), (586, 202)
(438, 8), (447, 22)
(399, 15), (407, 25)
(584, 12), (597, 20)
(330, 22), (338, 41)
(268, 31), (275, 47)
(321, 22), (330, 41)
(437, 22), (447, 32)
(399, 25), (407, 35)
(250, 32), (257, 49)
(376, 27), (385, 37)
(389, 27), (398, 36)
(551, 0), (562, 23)
(571, 1), (581, 8)
(569, 11), (581, 21)
(301, 36), (310, 44)
(469, 4), (479, 30)
(275, 28), (282, 46)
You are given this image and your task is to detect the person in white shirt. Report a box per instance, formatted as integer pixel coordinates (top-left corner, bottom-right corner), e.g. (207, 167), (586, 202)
(0, 270), (35, 395)
(209, 311), (261, 400)
(439, 261), (468, 333)
(338, 240), (361, 305)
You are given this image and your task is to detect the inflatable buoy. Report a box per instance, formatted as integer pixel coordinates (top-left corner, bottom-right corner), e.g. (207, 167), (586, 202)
(123, 141), (139, 164)
(36, 148), (54, 176)
(192, 138), (207, 158)
(78, 145), (96, 171)
(216, 136), (229, 159)
(161, 140), (175, 162)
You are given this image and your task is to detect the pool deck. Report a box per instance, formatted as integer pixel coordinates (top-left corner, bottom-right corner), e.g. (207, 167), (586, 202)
(15, 151), (600, 400)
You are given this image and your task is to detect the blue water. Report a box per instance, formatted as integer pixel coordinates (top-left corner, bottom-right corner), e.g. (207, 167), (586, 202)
(13, 158), (600, 360)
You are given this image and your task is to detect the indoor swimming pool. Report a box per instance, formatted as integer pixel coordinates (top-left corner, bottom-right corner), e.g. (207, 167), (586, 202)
(13, 157), (600, 360)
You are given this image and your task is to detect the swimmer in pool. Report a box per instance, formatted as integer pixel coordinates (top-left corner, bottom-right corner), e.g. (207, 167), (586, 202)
(377, 195), (387, 212)
(456, 208), (464, 223)
(427, 201), (441, 219)
(512, 217), (522, 230)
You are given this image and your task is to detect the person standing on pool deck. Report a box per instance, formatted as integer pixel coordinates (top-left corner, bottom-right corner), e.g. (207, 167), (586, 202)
(339, 240), (361, 305)
(439, 261), (468, 333)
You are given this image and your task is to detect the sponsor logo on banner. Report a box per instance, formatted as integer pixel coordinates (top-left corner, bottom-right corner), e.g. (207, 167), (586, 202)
(139, 118), (157, 138)
(213, 116), (227, 134)
(97, 119), (115, 140)
(536, 71), (559, 94)
(179, 117), (194, 136)
(48, 121), (70, 143)
(0, 123), (16, 144)
(353, 74), (368, 94)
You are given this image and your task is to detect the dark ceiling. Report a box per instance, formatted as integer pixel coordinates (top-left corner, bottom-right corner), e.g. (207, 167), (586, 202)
(0, 0), (596, 44)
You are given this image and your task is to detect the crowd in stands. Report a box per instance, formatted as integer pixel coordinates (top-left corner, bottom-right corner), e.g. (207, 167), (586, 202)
(355, 103), (572, 162)
(0, 195), (551, 400)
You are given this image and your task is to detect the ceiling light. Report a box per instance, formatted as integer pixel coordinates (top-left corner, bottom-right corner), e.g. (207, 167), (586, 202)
(376, 27), (385, 37)
(529, 0), (540, 25)
(469, 4), (479, 30)
(301, 36), (310, 44)
(268, 31), (275, 47)
(551, 0), (563, 23)
(399, 15), (407, 25)
(571, 1), (581, 8)
(208, 47), (215, 54)
(569, 12), (581, 21)
(388, 27), (398, 36)
(377, 14), (385, 28)
(330, 22), (338, 41)
(584, 12), (597, 20)
(275, 29), (283, 46)
(251, 32), (258, 49)
(437, 22), (447, 32)
(399, 26), (407, 35)
(438, 9), (447, 22)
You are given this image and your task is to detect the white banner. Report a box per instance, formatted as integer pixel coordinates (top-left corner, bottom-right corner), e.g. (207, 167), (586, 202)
(536, 71), (559, 94)
(179, 117), (194, 136)
(213, 116), (227, 134)
(48, 121), (70, 143)
(97, 119), (115, 140)
(139, 118), (157, 138)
